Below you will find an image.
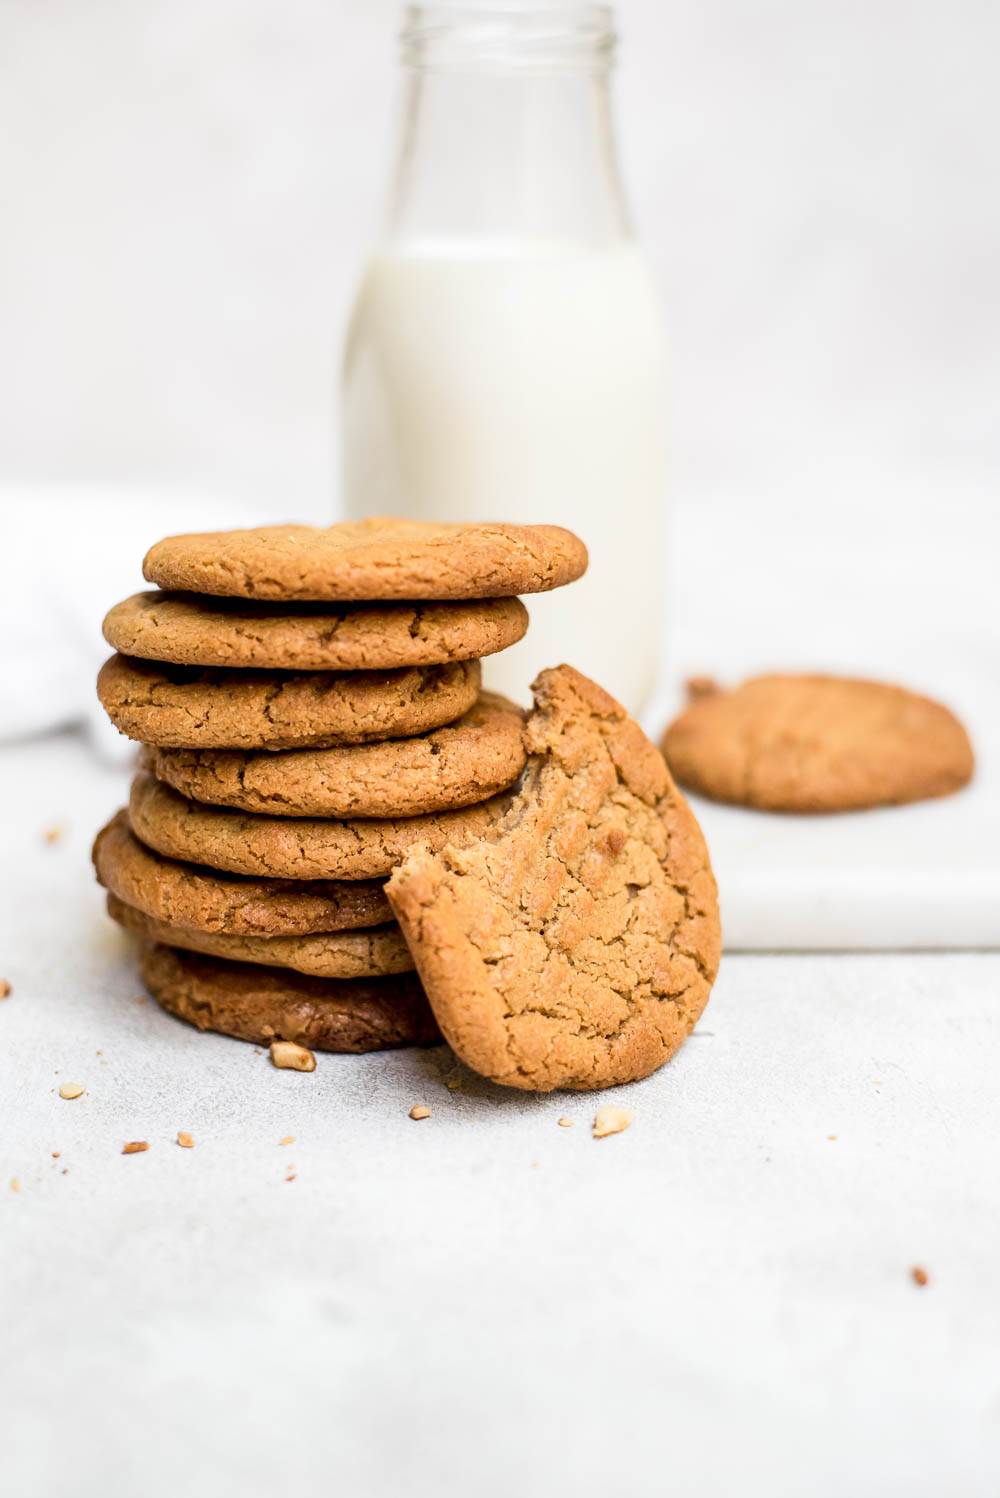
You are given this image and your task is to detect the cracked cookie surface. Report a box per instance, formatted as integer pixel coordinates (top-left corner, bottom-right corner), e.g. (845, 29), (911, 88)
(143, 517), (588, 601)
(142, 692), (526, 818)
(108, 895), (412, 978)
(139, 943), (440, 1051)
(94, 809), (391, 933)
(386, 665), (721, 1092)
(662, 673), (975, 812)
(128, 771), (509, 881)
(97, 653), (480, 750)
(103, 591), (529, 670)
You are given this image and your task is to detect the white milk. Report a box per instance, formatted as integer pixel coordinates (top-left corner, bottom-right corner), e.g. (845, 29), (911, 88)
(341, 240), (668, 713)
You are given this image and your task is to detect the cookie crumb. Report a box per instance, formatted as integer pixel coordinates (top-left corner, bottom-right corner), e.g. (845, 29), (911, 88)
(270, 1040), (315, 1072)
(122, 1141), (149, 1155)
(911, 1266), (930, 1287)
(58, 1083), (85, 1101)
(557, 1117), (574, 1128)
(279, 1136), (295, 1146)
(11, 1178), (20, 1192)
(177, 1131), (194, 1149)
(593, 1105), (633, 1139)
(409, 1105), (431, 1121)
(43, 823), (66, 844)
(0, 979), (11, 1000)
(446, 1078), (462, 1091)
(828, 1134), (838, 1141)
(685, 675), (721, 701)
(51, 1152), (60, 1159)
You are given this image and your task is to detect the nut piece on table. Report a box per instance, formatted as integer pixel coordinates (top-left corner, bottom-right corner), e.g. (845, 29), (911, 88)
(409, 1105), (431, 1121)
(592, 1106), (633, 1139)
(58, 1083), (85, 1101)
(270, 1040), (316, 1072)
(177, 1131), (194, 1148)
(122, 1141), (149, 1155)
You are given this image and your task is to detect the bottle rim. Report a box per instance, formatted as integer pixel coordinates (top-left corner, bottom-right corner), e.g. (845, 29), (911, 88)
(400, 4), (617, 74)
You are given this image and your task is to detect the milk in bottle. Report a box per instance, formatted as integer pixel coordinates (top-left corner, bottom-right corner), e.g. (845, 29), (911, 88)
(342, 5), (667, 714)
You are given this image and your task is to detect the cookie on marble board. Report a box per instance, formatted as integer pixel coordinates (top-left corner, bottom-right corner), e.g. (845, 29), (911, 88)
(138, 942), (440, 1052)
(103, 591), (529, 671)
(93, 810), (391, 934)
(108, 895), (413, 979)
(386, 665), (721, 1092)
(97, 654), (480, 750)
(142, 692), (526, 818)
(661, 673), (975, 812)
(142, 517), (588, 601)
(128, 771), (510, 882)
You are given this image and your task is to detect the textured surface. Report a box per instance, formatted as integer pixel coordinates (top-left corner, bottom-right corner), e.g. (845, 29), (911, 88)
(389, 667), (720, 1091)
(128, 771), (509, 882)
(110, 897), (413, 979)
(144, 693), (526, 818)
(142, 518), (588, 601)
(663, 673), (974, 812)
(138, 943), (437, 1051)
(93, 811), (391, 934)
(103, 591), (529, 670)
(98, 653), (481, 750)
(3, 733), (1000, 1498)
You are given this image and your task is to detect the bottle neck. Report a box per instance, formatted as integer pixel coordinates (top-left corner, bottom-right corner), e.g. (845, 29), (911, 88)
(384, 5), (630, 250)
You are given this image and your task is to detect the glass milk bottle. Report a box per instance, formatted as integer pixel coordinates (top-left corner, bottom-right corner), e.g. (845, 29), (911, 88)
(341, 4), (667, 714)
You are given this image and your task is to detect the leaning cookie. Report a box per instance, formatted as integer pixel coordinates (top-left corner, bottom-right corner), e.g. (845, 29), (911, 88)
(386, 665), (721, 1092)
(662, 673), (974, 813)
(139, 943), (440, 1052)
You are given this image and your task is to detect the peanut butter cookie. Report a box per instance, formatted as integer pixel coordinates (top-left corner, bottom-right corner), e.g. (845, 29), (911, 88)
(142, 693), (525, 817)
(94, 809), (391, 933)
(142, 517), (587, 601)
(138, 943), (440, 1052)
(128, 771), (509, 882)
(103, 591), (528, 670)
(108, 896), (413, 979)
(387, 665), (721, 1092)
(97, 654), (480, 750)
(662, 673), (974, 812)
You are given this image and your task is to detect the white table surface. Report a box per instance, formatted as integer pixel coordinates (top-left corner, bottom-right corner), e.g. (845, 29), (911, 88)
(3, 730), (999, 1498)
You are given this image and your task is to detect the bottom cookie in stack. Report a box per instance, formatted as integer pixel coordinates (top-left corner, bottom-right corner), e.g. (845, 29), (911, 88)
(140, 943), (440, 1052)
(92, 810), (439, 1053)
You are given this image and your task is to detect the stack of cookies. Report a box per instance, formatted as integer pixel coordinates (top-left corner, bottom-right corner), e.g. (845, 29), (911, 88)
(92, 518), (588, 1064)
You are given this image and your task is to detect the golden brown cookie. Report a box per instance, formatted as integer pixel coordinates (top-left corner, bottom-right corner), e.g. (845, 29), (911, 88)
(386, 665), (721, 1092)
(103, 591), (529, 670)
(661, 673), (975, 812)
(93, 809), (391, 934)
(128, 771), (509, 882)
(142, 517), (587, 601)
(138, 943), (440, 1052)
(108, 895), (413, 979)
(97, 654), (480, 750)
(142, 693), (526, 818)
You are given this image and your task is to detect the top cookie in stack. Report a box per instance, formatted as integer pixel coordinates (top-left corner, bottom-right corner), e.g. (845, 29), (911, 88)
(94, 518), (588, 1057)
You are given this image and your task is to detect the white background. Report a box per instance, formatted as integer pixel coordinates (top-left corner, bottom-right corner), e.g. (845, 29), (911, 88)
(2, 0), (997, 509)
